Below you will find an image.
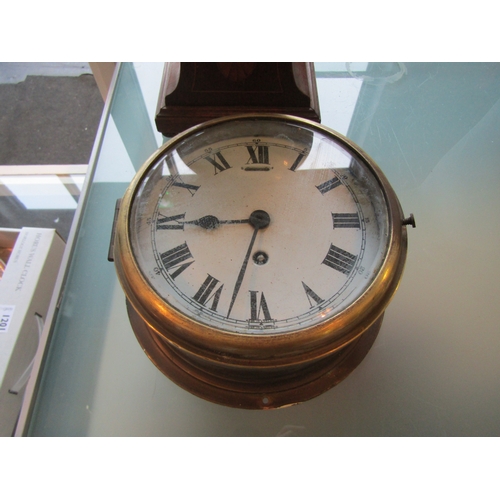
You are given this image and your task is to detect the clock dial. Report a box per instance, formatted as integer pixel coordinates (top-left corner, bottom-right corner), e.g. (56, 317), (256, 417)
(128, 118), (389, 336)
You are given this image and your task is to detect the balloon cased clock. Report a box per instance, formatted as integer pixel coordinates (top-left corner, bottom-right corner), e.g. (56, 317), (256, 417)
(113, 114), (413, 409)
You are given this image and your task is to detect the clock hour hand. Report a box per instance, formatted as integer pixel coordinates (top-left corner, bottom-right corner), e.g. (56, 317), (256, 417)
(227, 210), (270, 318)
(184, 215), (250, 230)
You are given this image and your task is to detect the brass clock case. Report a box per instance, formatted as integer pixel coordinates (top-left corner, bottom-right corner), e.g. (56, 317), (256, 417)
(114, 114), (409, 409)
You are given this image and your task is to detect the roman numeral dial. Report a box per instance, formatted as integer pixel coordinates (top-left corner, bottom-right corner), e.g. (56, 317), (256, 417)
(141, 126), (381, 338)
(160, 242), (194, 279)
(302, 282), (324, 308)
(244, 145), (270, 171)
(316, 176), (341, 195)
(332, 213), (361, 229)
(246, 145), (269, 165)
(289, 152), (306, 171)
(322, 244), (358, 275)
(248, 291), (275, 327)
(172, 178), (200, 196)
(204, 152), (232, 174)
(156, 213), (185, 230)
(193, 274), (223, 311)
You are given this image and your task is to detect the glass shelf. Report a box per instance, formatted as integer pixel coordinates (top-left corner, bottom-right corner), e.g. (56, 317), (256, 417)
(18, 62), (500, 436)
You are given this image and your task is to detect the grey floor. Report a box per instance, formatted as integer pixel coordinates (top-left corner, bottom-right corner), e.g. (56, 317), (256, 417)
(0, 63), (104, 240)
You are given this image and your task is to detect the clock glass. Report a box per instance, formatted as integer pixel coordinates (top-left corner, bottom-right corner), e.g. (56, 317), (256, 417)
(128, 116), (390, 336)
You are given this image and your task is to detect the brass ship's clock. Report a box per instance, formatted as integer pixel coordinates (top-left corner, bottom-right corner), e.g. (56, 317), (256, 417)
(113, 114), (414, 409)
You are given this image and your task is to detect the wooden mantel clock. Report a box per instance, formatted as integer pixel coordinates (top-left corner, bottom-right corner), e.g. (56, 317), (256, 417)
(155, 62), (321, 136)
(112, 109), (415, 409)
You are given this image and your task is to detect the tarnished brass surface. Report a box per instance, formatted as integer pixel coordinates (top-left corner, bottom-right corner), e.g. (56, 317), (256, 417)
(127, 300), (383, 409)
(114, 114), (408, 407)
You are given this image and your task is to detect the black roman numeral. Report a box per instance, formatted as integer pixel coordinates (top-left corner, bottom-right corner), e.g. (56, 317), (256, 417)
(248, 291), (274, 324)
(205, 152), (232, 174)
(193, 274), (223, 311)
(172, 175), (200, 196)
(289, 152), (305, 172)
(156, 213), (185, 230)
(301, 282), (324, 308)
(316, 176), (341, 194)
(246, 145), (269, 165)
(160, 242), (194, 279)
(322, 244), (357, 275)
(332, 213), (360, 229)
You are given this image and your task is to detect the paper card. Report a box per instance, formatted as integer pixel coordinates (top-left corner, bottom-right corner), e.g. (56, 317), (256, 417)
(0, 305), (15, 334)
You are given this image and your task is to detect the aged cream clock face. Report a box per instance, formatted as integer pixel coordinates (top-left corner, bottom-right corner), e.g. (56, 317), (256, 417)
(128, 117), (390, 336)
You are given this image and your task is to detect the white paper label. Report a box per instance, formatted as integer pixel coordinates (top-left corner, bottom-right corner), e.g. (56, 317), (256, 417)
(0, 305), (15, 333)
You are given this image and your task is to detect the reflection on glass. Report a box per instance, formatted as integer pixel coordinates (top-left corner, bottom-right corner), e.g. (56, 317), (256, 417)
(1, 175), (77, 210)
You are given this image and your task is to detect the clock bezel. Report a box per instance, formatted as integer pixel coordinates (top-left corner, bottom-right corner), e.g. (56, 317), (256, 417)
(114, 113), (408, 370)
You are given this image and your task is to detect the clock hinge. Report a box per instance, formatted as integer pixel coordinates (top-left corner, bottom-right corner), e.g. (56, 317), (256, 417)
(107, 198), (121, 262)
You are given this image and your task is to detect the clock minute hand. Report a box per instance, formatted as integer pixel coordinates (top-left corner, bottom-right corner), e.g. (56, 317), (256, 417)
(227, 210), (270, 318)
(227, 226), (259, 319)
